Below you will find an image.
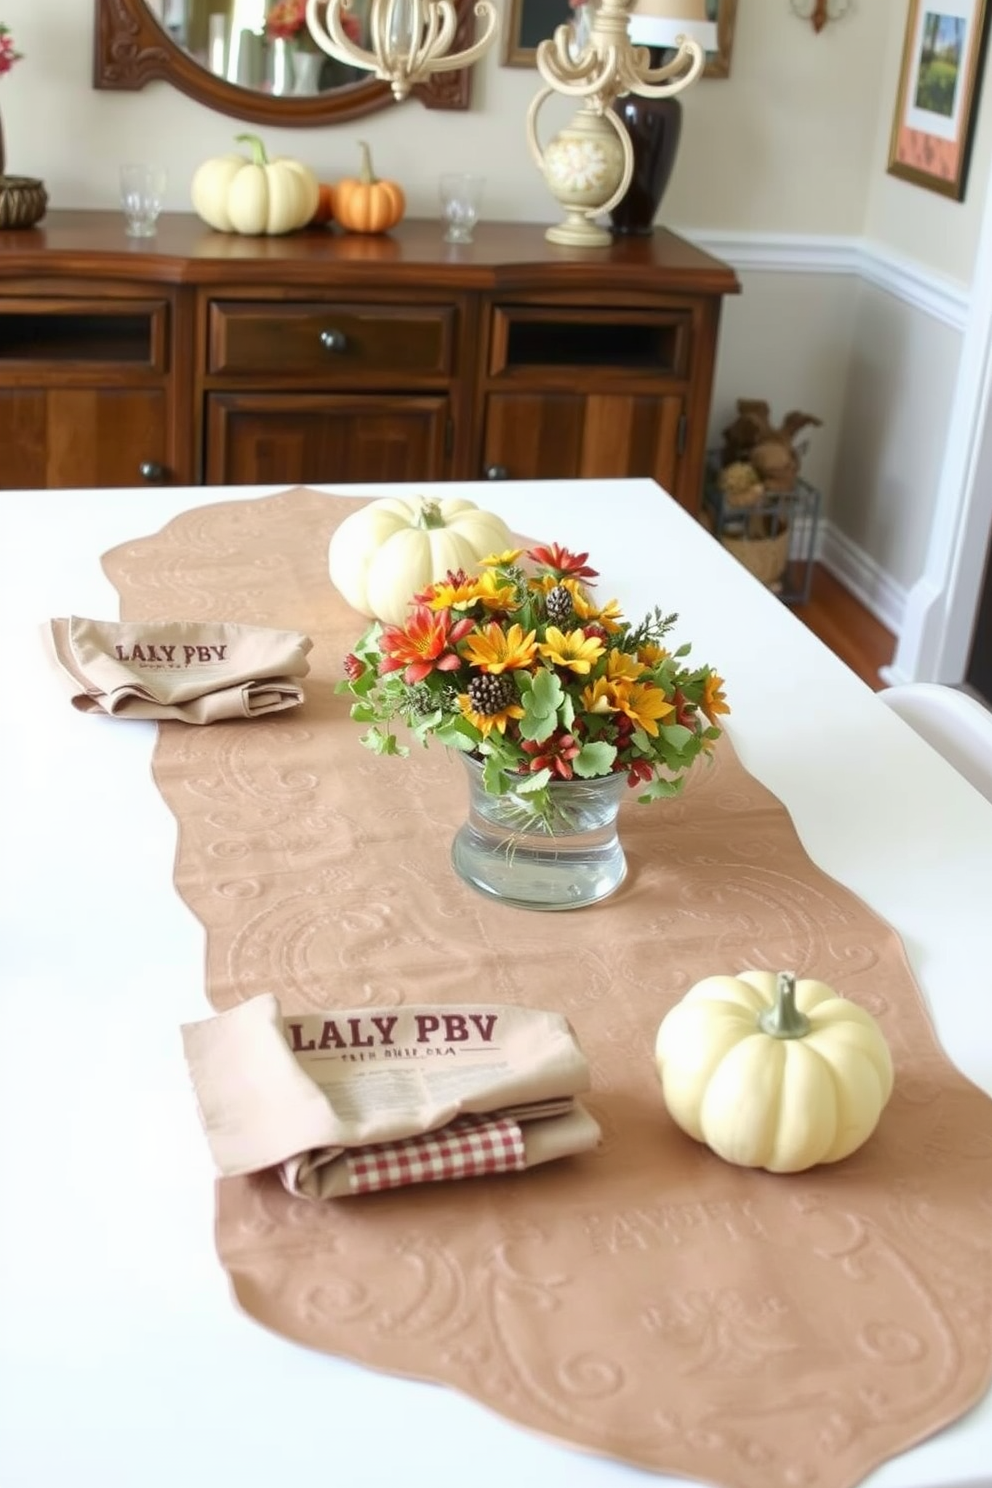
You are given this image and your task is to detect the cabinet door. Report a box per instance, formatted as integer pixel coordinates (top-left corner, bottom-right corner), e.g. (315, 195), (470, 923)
(0, 388), (170, 489)
(481, 392), (683, 487)
(205, 393), (450, 485)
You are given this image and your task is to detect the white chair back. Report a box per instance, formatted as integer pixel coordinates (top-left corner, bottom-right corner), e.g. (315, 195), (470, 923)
(878, 683), (992, 804)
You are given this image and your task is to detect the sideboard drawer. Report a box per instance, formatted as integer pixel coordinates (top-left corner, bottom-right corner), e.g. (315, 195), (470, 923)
(208, 301), (456, 377)
(0, 298), (169, 372)
(489, 305), (691, 381)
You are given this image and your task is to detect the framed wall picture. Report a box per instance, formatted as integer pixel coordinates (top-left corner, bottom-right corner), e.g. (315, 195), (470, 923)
(887, 0), (991, 200)
(501, 0), (737, 78)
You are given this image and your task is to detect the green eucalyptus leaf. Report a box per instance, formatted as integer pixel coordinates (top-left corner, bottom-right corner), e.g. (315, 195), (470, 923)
(660, 723), (695, 753)
(572, 741), (617, 778)
(514, 768), (551, 796)
(482, 756), (511, 796)
(637, 775), (683, 802)
(529, 669), (564, 713)
(519, 704), (557, 743)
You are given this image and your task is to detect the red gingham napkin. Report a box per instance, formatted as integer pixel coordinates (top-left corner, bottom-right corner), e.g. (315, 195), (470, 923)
(346, 1114), (526, 1195)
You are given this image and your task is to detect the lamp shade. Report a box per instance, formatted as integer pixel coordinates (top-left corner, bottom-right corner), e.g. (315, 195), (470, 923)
(626, 0), (718, 51)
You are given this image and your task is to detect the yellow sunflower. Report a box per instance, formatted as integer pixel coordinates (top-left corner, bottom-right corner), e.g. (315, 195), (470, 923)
(580, 677), (619, 714)
(638, 642), (670, 667)
(424, 575), (483, 610)
(538, 627), (606, 674)
(462, 622), (538, 673)
(470, 569), (519, 612)
(617, 680), (675, 736)
(572, 591), (624, 631)
(605, 649), (644, 682)
(457, 696), (525, 736)
(701, 672), (730, 723)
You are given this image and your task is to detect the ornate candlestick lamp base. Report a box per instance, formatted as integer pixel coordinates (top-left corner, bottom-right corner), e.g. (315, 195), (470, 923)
(528, 104), (630, 248)
(528, 0), (707, 248)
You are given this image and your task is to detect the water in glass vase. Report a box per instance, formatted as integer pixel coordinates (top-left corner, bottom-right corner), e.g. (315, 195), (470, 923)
(451, 754), (628, 911)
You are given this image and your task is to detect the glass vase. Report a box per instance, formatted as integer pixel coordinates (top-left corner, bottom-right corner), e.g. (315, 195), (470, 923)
(451, 753), (629, 912)
(291, 47), (325, 96)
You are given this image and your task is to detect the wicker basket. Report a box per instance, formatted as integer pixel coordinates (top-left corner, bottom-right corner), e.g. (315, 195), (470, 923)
(718, 523), (791, 589)
(701, 507), (791, 590)
(0, 176), (48, 230)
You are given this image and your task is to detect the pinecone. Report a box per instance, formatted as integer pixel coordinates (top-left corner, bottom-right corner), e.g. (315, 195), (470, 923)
(545, 584), (573, 625)
(467, 672), (516, 715)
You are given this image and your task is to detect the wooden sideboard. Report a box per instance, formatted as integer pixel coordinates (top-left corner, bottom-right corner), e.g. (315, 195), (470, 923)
(0, 213), (739, 511)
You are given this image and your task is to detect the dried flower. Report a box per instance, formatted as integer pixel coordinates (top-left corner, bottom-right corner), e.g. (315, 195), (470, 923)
(336, 542), (728, 820)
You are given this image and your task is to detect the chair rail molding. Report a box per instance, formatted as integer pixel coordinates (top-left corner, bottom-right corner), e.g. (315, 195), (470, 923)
(688, 229), (969, 329)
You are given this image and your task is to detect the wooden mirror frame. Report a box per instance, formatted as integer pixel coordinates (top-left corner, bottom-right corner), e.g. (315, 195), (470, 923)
(93, 0), (476, 125)
(501, 0), (737, 78)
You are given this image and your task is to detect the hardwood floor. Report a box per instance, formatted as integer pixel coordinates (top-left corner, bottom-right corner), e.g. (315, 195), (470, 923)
(789, 564), (896, 691)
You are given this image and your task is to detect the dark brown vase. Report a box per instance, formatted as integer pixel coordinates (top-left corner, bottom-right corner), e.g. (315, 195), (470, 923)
(609, 94), (683, 237)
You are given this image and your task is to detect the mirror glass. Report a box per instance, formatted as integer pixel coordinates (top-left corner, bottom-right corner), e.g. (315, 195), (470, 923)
(95, 0), (471, 125)
(145, 0), (368, 96)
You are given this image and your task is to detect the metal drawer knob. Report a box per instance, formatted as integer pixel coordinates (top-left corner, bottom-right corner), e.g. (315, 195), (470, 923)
(485, 464), (509, 481)
(319, 329), (347, 353)
(139, 461), (165, 482)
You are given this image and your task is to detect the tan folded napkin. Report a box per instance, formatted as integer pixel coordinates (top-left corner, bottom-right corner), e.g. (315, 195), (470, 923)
(47, 616), (311, 722)
(181, 994), (601, 1199)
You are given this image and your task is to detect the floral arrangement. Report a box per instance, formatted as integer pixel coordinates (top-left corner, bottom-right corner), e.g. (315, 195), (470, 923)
(337, 540), (728, 822)
(0, 23), (23, 78)
(265, 0), (360, 47)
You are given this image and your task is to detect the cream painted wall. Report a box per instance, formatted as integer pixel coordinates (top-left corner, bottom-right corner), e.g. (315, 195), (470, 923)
(707, 269), (858, 500)
(830, 281), (962, 593)
(0, 1), (898, 231)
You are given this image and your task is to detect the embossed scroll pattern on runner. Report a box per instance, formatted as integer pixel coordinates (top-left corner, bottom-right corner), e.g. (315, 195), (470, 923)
(103, 488), (992, 1488)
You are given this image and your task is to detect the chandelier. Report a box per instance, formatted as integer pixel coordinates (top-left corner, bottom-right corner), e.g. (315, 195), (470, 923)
(304, 0), (499, 102)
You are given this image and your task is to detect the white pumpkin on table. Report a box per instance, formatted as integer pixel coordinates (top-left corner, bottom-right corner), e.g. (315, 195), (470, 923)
(191, 134), (319, 237)
(654, 970), (894, 1173)
(328, 496), (514, 626)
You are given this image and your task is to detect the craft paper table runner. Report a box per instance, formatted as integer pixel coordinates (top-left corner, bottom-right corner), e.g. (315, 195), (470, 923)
(102, 487), (992, 1488)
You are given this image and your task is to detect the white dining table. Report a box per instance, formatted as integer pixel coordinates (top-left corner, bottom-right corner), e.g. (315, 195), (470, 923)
(1, 477), (991, 1488)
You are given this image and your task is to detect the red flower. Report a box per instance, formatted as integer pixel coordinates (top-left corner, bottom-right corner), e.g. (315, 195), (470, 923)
(526, 543), (599, 582)
(0, 24), (23, 76)
(671, 688), (696, 729)
(378, 606), (474, 685)
(521, 732), (581, 780)
(343, 652), (365, 681)
(265, 0), (307, 39)
(625, 758), (655, 788)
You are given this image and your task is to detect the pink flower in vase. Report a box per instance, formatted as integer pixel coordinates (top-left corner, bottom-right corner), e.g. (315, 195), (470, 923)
(0, 23), (24, 77)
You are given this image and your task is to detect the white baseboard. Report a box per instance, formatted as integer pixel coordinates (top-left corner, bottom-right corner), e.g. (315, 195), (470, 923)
(815, 520), (907, 639)
(682, 226), (952, 657)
